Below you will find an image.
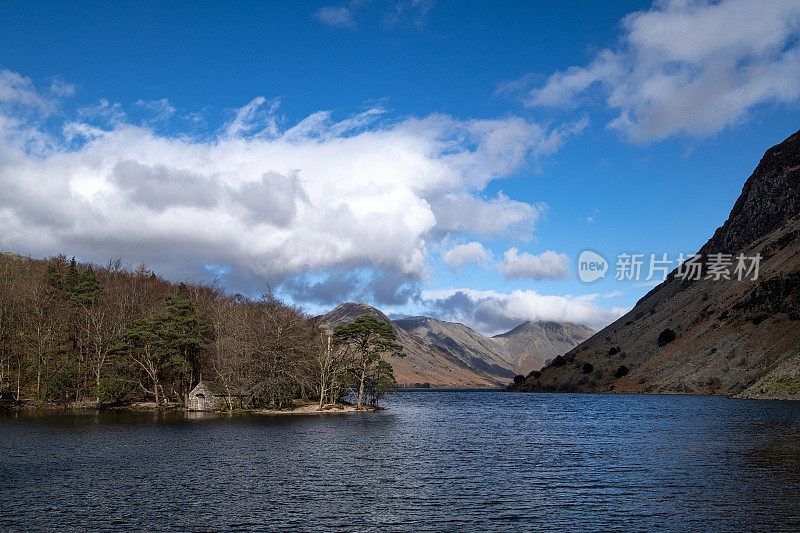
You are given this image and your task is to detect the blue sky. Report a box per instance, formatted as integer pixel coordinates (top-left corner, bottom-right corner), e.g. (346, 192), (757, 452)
(1, 0), (799, 334)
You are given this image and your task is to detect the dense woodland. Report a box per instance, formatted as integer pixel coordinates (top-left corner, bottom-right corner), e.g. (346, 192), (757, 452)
(0, 253), (398, 409)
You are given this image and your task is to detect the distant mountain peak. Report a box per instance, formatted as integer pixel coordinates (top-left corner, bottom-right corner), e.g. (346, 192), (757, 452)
(321, 302), (393, 328)
(320, 305), (595, 382)
(493, 319), (594, 339)
(319, 305), (502, 388)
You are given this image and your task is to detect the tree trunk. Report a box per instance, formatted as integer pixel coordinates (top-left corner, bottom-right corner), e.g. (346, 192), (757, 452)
(15, 354), (21, 401)
(153, 379), (160, 406)
(356, 358), (367, 410)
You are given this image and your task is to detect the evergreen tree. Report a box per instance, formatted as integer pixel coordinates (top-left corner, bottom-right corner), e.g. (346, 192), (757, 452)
(73, 265), (104, 306)
(153, 283), (212, 402)
(117, 283), (211, 406)
(63, 257), (79, 299)
(333, 315), (404, 409)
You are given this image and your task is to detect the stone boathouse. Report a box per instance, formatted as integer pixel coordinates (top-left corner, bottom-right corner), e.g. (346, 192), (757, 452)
(188, 380), (229, 411)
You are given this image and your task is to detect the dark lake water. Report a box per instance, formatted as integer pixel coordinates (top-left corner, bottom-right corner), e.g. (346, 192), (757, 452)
(2, 390), (800, 531)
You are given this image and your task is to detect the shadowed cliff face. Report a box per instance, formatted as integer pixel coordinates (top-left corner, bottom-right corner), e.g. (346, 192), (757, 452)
(702, 130), (800, 255)
(512, 129), (800, 400)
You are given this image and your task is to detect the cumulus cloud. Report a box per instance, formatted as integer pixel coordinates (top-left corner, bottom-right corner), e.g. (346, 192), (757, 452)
(443, 241), (492, 271)
(500, 248), (571, 280)
(282, 268), (420, 307)
(430, 192), (545, 238)
(523, 0), (800, 141)
(0, 70), (578, 304)
(422, 288), (627, 335)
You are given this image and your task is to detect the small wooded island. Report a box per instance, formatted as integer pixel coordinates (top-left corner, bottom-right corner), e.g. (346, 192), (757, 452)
(0, 252), (404, 413)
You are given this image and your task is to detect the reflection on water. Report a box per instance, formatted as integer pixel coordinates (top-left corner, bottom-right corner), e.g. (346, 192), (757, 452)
(2, 391), (800, 531)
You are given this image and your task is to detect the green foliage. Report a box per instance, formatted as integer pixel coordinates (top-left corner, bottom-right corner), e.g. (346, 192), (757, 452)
(0, 253), (345, 410)
(333, 315), (403, 358)
(614, 365), (629, 378)
(73, 265), (104, 306)
(46, 256), (105, 306)
(657, 328), (676, 346)
(156, 284), (212, 373)
(582, 362), (594, 374)
(115, 285), (212, 403)
(333, 315), (404, 408)
(64, 257), (80, 296)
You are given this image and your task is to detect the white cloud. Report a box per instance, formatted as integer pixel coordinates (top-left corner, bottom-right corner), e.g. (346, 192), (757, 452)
(501, 248), (571, 280)
(0, 70), (53, 112)
(78, 98), (126, 125)
(443, 241), (492, 271)
(49, 78), (76, 98)
(135, 98), (177, 122)
(0, 71), (573, 300)
(524, 0), (800, 141)
(315, 6), (355, 28)
(422, 288), (627, 334)
(431, 192), (545, 238)
(318, 1), (437, 29)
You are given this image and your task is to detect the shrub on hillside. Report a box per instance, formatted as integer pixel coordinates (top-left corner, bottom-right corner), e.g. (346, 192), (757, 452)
(614, 365), (629, 378)
(658, 328), (677, 346)
(582, 363), (594, 374)
(513, 375), (526, 384)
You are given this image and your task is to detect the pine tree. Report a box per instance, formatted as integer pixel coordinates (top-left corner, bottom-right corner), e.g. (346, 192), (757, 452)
(333, 315), (404, 409)
(63, 257), (79, 299)
(120, 283), (212, 405)
(73, 265), (104, 306)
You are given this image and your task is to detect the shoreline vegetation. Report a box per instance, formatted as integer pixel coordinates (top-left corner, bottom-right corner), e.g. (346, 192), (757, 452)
(0, 397), (383, 415)
(0, 252), (402, 413)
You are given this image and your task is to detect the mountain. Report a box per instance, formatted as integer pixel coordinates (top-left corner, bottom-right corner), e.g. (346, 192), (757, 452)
(394, 316), (517, 378)
(319, 303), (503, 387)
(511, 129), (800, 400)
(492, 321), (596, 373)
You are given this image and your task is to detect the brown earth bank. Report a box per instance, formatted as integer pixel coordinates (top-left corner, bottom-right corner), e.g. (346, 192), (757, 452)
(509, 128), (800, 401)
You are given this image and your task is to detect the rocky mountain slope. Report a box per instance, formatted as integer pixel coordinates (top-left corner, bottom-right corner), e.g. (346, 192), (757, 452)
(511, 129), (800, 400)
(394, 316), (517, 378)
(492, 320), (596, 373)
(322, 303), (595, 385)
(319, 303), (503, 387)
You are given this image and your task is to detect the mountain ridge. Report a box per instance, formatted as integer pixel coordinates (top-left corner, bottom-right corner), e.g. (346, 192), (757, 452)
(492, 320), (597, 373)
(318, 302), (503, 388)
(319, 302), (596, 386)
(511, 128), (800, 400)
